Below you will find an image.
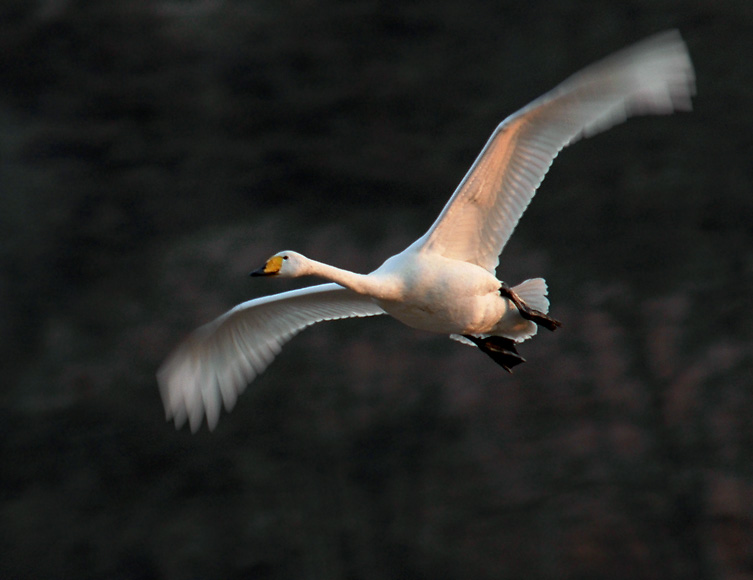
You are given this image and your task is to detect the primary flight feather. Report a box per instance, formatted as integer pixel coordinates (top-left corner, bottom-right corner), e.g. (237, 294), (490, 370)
(158, 30), (695, 431)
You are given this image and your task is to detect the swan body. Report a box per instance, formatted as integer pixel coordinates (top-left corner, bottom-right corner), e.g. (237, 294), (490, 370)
(159, 30), (695, 431)
(368, 249), (528, 336)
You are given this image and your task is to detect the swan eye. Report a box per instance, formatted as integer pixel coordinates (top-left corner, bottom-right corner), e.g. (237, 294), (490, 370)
(282, 255), (289, 260)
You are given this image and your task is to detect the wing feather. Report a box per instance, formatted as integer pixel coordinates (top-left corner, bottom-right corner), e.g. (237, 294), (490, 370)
(416, 29), (695, 272)
(158, 283), (385, 431)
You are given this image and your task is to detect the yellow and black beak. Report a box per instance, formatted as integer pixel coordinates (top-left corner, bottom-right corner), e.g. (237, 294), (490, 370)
(250, 255), (283, 277)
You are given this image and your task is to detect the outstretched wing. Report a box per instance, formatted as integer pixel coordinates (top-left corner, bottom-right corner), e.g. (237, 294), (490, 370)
(415, 30), (695, 273)
(158, 283), (385, 432)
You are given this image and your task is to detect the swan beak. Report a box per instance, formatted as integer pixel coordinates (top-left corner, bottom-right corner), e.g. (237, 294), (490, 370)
(250, 255), (283, 277)
(249, 266), (270, 277)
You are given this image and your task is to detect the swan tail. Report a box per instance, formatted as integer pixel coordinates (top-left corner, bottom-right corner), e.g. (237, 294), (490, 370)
(449, 277), (557, 370)
(511, 278), (550, 313)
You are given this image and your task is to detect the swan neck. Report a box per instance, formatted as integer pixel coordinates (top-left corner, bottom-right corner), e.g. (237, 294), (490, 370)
(306, 259), (374, 295)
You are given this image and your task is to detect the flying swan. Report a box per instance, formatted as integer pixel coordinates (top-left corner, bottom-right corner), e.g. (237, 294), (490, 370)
(158, 30), (695, 431)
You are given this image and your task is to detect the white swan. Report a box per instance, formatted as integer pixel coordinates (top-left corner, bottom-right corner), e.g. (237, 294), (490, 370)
(158, 30), (695, 431)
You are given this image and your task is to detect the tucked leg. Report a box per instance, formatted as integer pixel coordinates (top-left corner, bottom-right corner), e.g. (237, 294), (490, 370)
(499, 282), (562, 331)
(462, 334), (526, 373)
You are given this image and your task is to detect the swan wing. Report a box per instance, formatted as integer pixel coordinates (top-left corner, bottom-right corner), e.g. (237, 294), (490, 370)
(416, 30), (695, 272)
(158, 283), (385, 432)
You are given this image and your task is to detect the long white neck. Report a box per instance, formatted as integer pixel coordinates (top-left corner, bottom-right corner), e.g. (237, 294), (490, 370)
(303, 257), (395, 300)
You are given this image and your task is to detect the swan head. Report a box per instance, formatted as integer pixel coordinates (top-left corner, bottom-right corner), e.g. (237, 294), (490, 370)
(250, 251), (309, 278)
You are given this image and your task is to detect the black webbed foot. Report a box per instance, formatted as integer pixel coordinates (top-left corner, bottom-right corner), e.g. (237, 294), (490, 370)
(499, 283), (562, 331)
(462, 334), (526, 373)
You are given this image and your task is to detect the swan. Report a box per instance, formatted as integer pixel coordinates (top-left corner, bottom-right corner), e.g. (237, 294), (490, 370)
(158, 30), (695, 431)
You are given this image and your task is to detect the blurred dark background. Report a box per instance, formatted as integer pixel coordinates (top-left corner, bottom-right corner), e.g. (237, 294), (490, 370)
(1, 0), (752, 578)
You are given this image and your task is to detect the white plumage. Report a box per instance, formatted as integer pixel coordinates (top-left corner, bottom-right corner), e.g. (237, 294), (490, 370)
(158, 30), (695, 431)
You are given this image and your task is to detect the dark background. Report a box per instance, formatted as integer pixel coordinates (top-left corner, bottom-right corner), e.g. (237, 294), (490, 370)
(1, 1), (752, 578)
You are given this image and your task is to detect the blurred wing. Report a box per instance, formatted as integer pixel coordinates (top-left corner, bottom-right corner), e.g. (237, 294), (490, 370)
(416, 29), (695, 272)
(157, 283), (385, 432)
